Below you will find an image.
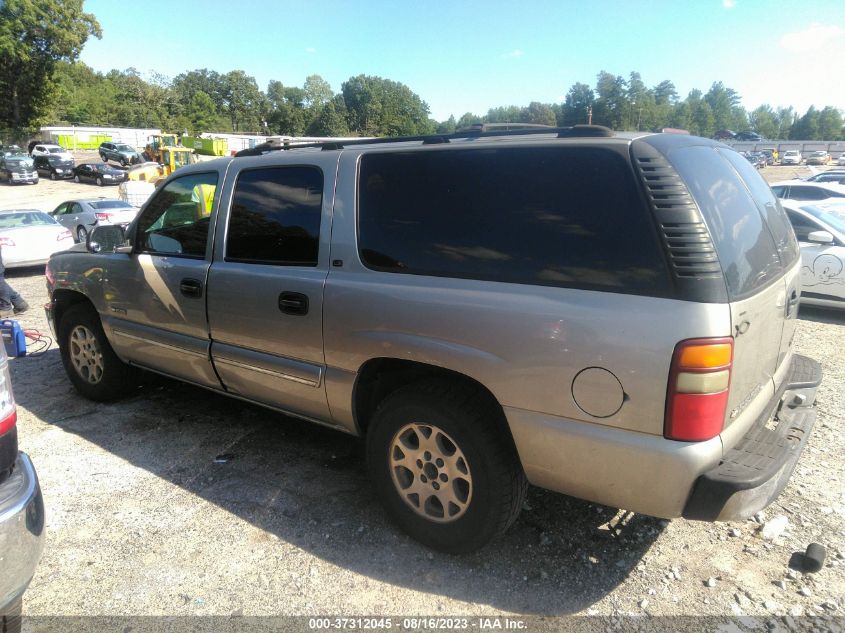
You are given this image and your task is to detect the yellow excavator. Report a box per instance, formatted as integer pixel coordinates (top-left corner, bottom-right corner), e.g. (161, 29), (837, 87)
(128, 134), (198, 184)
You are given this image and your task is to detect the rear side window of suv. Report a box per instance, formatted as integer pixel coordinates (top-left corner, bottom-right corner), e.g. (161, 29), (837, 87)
(669, 146), (783, 300)
(357, 147), (672, 294)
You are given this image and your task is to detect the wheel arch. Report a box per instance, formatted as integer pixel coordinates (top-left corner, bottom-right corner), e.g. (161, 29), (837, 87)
(52, 289), (96, 340)
(352, 358), (516, 450)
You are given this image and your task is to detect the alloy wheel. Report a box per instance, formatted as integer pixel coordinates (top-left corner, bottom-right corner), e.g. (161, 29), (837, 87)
(69, 325), (105, 384)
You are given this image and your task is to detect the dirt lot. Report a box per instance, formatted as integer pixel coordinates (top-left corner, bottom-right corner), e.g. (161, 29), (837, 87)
(1, 163), (843, 623)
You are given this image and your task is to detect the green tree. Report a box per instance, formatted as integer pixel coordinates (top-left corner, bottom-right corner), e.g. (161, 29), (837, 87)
(559, 82), (594, 126)
(341, 74), (432, 136)
(0, 0), (101, 129)
(306, 97), (350, 136)
(592, 71), (627, 129)
(818, 106), (843, 140)
(749, 105), (778, 140)
(485, 105), (523, 123)
(221, 70), (262, 132)
(774, 107), (795, 140)
(436, 115), (457, 134)
(456, 112), (482, 129)
(187, 91), (218, 133)
(303, 75), (333, 109)
(523, 101), (556, 126)
(703, 82), (745, 132)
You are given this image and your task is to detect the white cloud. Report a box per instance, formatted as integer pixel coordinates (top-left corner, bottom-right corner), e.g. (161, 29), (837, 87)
(780, 24), (845, 53)
(501, 49), (524, 59)
(722, 0), (735, 9)
(305, 47), (317, 54)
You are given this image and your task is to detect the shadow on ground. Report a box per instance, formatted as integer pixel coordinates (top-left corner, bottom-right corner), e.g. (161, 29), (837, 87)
(13, 349), (664, 614)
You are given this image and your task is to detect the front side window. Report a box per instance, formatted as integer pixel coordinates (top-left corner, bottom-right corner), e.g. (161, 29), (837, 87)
(358, 147), (671, 293)
(226, 166), (323, 266)
(785, 211), (820, 242)
(135, 172), (218, 257)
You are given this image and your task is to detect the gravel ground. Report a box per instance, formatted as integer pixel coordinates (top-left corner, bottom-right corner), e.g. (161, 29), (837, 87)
(1, 163), (843, 622)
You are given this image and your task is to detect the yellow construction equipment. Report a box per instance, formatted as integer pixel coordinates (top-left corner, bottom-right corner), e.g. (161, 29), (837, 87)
(129, 135), (199, 184)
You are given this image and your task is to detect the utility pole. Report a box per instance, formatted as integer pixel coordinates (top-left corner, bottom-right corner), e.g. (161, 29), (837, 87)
(587, 106), (593, 125)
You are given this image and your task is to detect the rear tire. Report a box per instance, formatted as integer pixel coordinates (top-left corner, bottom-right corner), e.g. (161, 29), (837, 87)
(73, 174), (80, 183)
(366, 380), (526, 553)
(58, 303), (140, 401)
(76, 226), (87, 243)
(96, 177), (103, 186)
(50, 171), (57, 181)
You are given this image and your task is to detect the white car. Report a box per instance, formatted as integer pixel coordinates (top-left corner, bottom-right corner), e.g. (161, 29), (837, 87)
(782, 150), (802, 165)
(782, 201), (845, 310)
(770, 180), (845, 203)
(29, 144), (73, 161)
(838, 154), (845, 166)
(0, 209), (74, 268)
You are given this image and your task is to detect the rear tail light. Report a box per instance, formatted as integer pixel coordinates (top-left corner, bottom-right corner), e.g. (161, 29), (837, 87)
(95, 212), (113, 222)
(0, 237), (15, 247)
(0, 352), (16, 436)
(58, 229), (72, 241)
(665, 337), (733, 441)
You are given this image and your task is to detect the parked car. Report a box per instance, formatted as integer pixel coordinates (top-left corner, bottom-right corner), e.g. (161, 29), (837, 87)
(735, 130), (763, 141)
(99, 142), (142, 167)
(770, 180), (845, 202)
(838, 154), (845, 166)
(73, 162), (128, 186)
(747, 152), (767, 169)
(743, 152), (764, 169)
(0, 153), (38, 185)
(50, 198), (140, 243)
(45, 129), (822, 553)
(803, 170), (845, 185)
(759, 149), (775, 165)
(806, 150), (831, 166)
(712, 130), (736, 140)
(33, 154), (75, 180)
(0, 145), (23, 156)
(0, 210), (73, 267)
(29, 143), (72, 161)
(0, 344), (45, 629)
(781, 201), (845, 310)
(782, 150), (802, 165)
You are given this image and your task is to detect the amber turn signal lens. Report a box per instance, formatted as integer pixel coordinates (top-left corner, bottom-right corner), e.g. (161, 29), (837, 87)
(677, 343), (732, 369)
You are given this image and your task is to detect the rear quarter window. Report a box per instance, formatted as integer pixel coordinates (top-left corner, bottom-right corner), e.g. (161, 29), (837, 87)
(357, 146), (671, 295)
(668, 146), (783, 300)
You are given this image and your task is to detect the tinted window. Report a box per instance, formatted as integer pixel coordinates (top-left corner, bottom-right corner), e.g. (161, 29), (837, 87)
(792, 187), (830, 201)
(358, 147), (671, 293)
(226, 167), (323, 266)
(771, 186), (786, 198)
(136, 172), (218, 257)
(669, 146), (782, 299)
(719, 148), (800, 267)
(786, 210), (820, 242)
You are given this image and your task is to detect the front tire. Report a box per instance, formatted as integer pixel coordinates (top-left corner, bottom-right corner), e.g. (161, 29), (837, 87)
(50, 171), (57, 180)
(73, 174), (80, 183)
(366, 380), (527, 553)
(96, 177), (103, 186)
(58, 303), (140, 401)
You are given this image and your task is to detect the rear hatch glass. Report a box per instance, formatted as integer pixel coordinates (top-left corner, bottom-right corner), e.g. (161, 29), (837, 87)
(668, 145), (792, 427)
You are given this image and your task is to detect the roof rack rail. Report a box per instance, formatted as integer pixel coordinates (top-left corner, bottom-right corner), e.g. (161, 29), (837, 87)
(233, 125), (615, 157)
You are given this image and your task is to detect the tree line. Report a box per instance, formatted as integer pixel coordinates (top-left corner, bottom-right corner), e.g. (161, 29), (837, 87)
(2, 1), (843, 141)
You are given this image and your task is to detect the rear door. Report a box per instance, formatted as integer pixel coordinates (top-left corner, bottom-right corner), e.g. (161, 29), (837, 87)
(669, 146), (788, 428)
(207, 154), (338, 421)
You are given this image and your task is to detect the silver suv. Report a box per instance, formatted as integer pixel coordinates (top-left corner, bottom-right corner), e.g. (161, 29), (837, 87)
(45, 127), (822, 552)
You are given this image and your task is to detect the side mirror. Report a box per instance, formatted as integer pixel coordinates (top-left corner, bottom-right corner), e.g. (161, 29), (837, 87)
(807, 230), (834, 245)
(88, 224), (127, 254)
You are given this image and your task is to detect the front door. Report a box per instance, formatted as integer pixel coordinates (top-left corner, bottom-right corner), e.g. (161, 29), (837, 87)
(207, 157), (337, 422)
(101, 170), (223, 388)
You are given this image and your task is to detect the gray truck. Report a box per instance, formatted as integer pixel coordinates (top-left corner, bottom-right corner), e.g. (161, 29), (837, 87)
(45, 127), (822, 552)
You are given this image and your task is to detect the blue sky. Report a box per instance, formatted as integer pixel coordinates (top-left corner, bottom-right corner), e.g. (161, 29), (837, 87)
(78, 0), (845, 121)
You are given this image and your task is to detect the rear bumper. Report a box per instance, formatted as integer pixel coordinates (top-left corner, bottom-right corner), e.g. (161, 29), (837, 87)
(683, 354), (822, 521)
(0, 453), (45, 611)
(506, 354), (822, 520)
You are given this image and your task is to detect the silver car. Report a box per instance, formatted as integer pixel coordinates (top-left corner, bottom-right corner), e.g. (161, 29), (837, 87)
(45, 128), (822, 552)
(50, 198), (139, 243)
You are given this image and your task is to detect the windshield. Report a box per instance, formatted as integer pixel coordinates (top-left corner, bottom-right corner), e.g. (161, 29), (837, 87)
(115, 144), (134, 151)
(173, 151), (192, 168)
(89, 200), (132, 210)
(0, 211), (57, 228)
(47, 147), (65, 154)
(804, 205), (845, 234)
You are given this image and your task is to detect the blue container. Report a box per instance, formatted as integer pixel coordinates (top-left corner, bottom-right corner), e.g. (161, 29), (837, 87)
(0, 320), (26, 357)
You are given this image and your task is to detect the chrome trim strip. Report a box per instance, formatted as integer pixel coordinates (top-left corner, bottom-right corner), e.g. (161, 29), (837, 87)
(214, 356), (320, 387)
(112, 329), (207, 358)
